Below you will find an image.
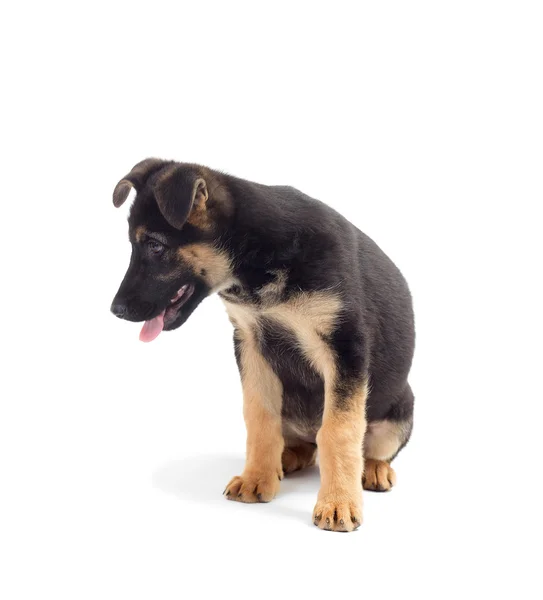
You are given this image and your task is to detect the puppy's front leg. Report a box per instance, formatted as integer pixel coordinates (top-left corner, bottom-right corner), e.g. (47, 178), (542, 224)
(224, 330), (284, 503)
(313, 377), (367, 532)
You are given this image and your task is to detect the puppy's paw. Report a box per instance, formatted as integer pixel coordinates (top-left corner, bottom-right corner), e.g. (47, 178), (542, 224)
(363, 459), (396, 492)
(223, 470), (282, 503)
(313, 492), (363, 532)
(281, 443), (317, 474)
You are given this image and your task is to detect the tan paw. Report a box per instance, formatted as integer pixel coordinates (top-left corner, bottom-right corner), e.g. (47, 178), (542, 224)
(223, 470), (282, 503)
(363, 459), (396, 492)
(281, 443), (317, 474)
(312, 492), (363, 532)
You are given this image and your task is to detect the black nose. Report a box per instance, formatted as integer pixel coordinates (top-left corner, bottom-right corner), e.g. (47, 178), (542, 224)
(111, 302), (127, 319)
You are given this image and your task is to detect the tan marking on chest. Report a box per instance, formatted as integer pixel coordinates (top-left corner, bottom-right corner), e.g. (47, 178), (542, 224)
(236, 325), (284, 417)
(224, 291), (342, 380)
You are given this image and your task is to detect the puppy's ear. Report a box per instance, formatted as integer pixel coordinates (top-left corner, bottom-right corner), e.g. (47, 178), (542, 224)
(112, 158), (165, 207)
(154, 165), (208, 229)
(113, 179), (134, 208)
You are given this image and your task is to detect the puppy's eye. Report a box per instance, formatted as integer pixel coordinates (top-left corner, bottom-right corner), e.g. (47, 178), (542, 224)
(147, 240), (164, 254)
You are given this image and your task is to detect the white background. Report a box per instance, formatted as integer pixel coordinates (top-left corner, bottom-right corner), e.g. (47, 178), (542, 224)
(1, 1), (542, 598)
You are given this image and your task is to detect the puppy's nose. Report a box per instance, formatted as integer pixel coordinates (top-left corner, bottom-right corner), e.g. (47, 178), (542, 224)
(110, 302), (127, 319)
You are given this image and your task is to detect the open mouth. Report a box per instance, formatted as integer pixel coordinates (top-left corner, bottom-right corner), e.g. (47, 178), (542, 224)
(139, 283), (195, 343)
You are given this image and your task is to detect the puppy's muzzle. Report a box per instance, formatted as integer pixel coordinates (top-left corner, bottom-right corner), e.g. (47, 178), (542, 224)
(110, 302), (127, 319)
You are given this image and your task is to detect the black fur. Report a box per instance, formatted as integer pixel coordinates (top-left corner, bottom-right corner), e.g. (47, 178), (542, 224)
(257, 317), (325, 430)
(111, 160), (415, 447)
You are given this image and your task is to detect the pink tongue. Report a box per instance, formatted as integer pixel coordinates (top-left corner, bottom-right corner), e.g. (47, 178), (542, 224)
(139, 310), (165, 343)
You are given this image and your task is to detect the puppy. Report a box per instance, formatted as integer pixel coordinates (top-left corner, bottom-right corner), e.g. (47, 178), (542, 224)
(111, 158), (415, 532)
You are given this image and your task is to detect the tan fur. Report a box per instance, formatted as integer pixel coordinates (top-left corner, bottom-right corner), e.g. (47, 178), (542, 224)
(224, 290), (341, 379)
(225, 290), (342, 441)
(192, 178), (208, 207)
(223, 324), (284, 503)
(234, 325), (284, 417)
(224, 289), (368, 530)
(186, 179), (211, 230)
(224, 301), (256, 331)
(313, 382), (368, 532)
(282, 442), (317, 474)
(258, 270), (288, 303)
(268, 292), (340, 377)
(187, 171), (233, 231)
(177, 244), (232, 291)
(282, 420), (319, 444)
(364, 419), (410, 461)
(134, 226), (147, 243)
(187, 206), (210, 230)
(363, 459), (396, 491)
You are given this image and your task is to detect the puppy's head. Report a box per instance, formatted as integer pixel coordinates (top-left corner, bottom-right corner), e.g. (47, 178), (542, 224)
(110, 159), (232, 342)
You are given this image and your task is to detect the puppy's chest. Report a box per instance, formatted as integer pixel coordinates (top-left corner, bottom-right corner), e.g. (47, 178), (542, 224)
(222, 286), (342, 382)
(222, 287), (342, 439)
(225, 295), (327, 430)
(220, 284), (340, 350)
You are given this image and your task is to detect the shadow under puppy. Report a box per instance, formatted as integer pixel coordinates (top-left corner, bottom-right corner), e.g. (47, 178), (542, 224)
(111, 158), (415, 532)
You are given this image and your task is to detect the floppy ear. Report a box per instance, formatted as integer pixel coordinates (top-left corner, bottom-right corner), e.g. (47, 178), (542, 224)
(112, 158), (165, 207)
(112, 179), (134, 208)
(153, 165), (208, 229)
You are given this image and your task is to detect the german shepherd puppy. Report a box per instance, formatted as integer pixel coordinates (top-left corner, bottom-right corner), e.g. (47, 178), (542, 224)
(111, 158), (415, 532)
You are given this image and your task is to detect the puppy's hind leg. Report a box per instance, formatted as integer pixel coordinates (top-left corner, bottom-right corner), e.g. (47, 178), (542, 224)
(363, 385), (414, 492)
(281, 440), (317, 475)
